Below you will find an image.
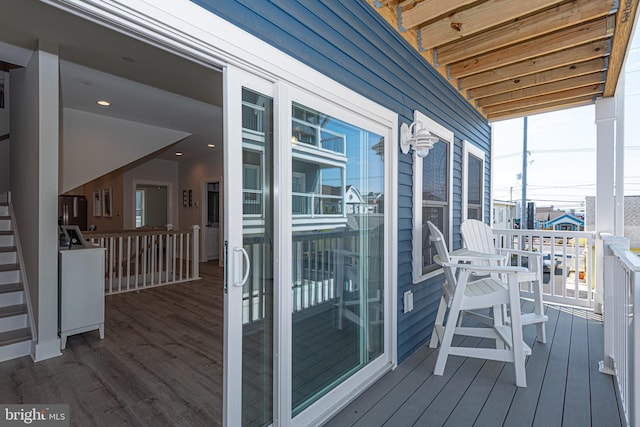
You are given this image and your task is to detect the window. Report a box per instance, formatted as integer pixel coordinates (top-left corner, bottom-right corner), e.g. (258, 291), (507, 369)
(463, 140), (485, 221)
(135, 190), (144, 228)
(411, 111), (454, 283)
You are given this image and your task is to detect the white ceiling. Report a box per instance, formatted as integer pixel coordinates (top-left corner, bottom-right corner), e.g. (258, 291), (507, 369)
(0, 0), (223, 163)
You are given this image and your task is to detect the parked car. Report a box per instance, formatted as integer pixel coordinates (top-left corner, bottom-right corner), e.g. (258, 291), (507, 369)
(543, 253), (561, 274)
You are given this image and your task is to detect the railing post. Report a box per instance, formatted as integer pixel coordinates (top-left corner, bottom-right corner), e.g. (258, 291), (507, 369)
(192, 225), (200, 279)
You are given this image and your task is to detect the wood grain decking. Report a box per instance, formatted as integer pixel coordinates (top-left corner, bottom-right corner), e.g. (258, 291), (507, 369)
(0, 263), (626, 427)
(326, 302), (625, 427)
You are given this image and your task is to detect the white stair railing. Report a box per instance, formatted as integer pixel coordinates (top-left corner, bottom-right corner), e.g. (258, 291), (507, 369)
(85, 225), (200, 295)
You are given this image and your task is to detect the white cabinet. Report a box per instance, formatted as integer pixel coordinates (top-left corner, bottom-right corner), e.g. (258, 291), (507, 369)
(58, 246), (106, 349)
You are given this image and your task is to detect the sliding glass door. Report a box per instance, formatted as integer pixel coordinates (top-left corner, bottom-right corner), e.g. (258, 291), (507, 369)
(225, 68), (391, 426)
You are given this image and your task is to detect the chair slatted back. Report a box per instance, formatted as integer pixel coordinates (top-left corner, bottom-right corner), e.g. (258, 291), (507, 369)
(461, 219), (496, 254)
(426, 221), (457, 292)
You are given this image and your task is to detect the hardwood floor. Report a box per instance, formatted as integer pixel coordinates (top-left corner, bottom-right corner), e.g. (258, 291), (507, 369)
(0, 261), (224, 427)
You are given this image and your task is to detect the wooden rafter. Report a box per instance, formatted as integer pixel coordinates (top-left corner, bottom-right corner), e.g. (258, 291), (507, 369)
(368, 0), (636, 121)
(482, 85), (602, 115)
(435, 0), (615, 65)
(458, 40), (609, 90)
(477, 72), (604, 108)
(449, 18), (611, 78)
(415, 0), (564, 50)
(468, 58), (606, 99)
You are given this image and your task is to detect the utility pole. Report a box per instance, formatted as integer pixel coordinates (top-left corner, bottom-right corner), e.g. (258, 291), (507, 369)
(521, 116), (528, 230)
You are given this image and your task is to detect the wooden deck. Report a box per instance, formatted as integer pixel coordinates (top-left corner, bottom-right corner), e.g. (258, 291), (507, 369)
(326, 301), (625, 427)
(0, 263), (626, 427)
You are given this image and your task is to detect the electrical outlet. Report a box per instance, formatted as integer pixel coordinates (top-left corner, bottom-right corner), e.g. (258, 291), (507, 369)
(403, 290), (414, 313)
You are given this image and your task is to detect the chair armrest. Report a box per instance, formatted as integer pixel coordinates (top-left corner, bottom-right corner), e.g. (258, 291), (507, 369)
(441, 262), (527, 274)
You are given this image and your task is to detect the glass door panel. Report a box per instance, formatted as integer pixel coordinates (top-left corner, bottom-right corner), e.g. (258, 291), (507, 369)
(290, 102), (385, 415)
(241, 88), (274, 426)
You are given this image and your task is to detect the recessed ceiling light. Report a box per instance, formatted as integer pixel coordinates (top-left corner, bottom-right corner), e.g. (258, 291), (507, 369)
(207, 144), (215, 148)
(175, 152), (183, 156)
(97, 100), (111, 106)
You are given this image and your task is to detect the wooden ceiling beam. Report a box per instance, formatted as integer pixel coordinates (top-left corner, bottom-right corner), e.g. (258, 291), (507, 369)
(436, 0), (615, 65)
(477, 72), (604, 108)
(483, 85), (602, 115)
(414, 0), (564, 50)
(399, 0), (480, 29)
(459, 40), (609, 90)
(469, 58), (606, 99)
(449, 18), (611, 78)
(487, 95), (595, 121)
(604, 0), (639, 96)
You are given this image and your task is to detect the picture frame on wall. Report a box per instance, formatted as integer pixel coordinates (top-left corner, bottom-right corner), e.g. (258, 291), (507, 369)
(183, 190), (187, 207)
(93, 191), (101, 217)
(102, 188), (112, 217)
(188, 189), (192, 207)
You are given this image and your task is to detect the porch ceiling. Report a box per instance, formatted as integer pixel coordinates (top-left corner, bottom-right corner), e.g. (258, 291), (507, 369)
(368, 0), (638, 121)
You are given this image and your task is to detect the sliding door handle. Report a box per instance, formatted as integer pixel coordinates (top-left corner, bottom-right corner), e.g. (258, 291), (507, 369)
(234, 247), (250, 287)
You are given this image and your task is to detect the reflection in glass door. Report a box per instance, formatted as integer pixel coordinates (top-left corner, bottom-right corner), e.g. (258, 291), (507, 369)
(290, 102), (385, 415)
(241, 88), (274, 426)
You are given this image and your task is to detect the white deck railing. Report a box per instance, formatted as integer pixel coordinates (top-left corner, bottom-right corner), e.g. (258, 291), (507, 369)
(602, 235), (640, 427)
(492, 229), (596, 308)
(85, 226), (200, 295)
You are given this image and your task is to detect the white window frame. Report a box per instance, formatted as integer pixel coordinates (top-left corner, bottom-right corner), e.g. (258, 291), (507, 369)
(462, 140), (486, 222)
(411, 111), (454, 284)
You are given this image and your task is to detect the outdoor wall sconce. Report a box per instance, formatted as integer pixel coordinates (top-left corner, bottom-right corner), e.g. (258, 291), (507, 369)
(400, 121), (439, 158)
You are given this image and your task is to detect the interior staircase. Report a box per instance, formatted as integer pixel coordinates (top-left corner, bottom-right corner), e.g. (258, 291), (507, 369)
(0, 196), (33, 362)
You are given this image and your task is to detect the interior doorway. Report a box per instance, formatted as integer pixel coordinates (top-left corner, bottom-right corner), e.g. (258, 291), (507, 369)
(132, 181), (173, 229)
(202, 178), (222, 263)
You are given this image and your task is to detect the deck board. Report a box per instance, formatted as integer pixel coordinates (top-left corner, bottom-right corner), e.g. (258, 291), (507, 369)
(326, 303), (624, 427)
(0, 262), (625, 427)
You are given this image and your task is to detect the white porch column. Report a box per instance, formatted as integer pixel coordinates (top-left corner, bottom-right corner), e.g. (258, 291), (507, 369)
(615, 71), (625, 236)
(594, 97), (616, 314)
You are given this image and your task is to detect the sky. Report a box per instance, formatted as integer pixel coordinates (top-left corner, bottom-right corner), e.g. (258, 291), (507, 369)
(492, 27), (640, 212)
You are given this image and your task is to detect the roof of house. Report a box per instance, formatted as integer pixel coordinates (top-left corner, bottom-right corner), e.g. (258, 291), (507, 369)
(547, 213), (584, 227)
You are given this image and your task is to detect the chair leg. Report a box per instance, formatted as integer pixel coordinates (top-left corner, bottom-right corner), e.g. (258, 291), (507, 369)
(532, 277), (546, 343)
(493, 304), (506, 350)
(508, 276), (527, 388)
(429, 296), (447, 348)
(434, 290), (464, 376)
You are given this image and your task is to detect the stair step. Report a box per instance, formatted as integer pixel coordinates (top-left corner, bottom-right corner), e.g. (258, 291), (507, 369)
(0, 327), (31, 347)
(0, 282), (23, 294)
(0, 304), (27, 318)
(0, 263), (19, 273)
(0, 230), (13, 236)
(0, 247), (16, 253)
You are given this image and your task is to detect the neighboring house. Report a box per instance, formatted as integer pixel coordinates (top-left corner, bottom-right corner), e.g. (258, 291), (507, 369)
(586, 195), (640, 248)
(0, 1), (634, 426)
(345, 185), (367, 214)
(492, 200), (516, 229)
(545, 213), (585, 231)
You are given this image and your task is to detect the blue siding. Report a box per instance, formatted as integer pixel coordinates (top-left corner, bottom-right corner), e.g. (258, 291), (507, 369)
(192, 0), (491, 363)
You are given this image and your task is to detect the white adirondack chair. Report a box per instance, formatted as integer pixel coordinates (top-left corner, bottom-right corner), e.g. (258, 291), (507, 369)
(426, 221), (530, 387)
(460, 219), (548, 344)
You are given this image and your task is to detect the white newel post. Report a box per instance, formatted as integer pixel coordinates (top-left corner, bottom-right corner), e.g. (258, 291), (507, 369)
(192, 225), (200, 279)
(594, 97), (616, 315)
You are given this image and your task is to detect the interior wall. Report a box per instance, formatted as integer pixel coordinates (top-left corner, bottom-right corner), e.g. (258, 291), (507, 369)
(60, 107), (189, 194)
(0, 71), (9, 194)
(71, 172), (124, 232)
(10, 45), (61, 359)
(178, 150), (222, 242)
